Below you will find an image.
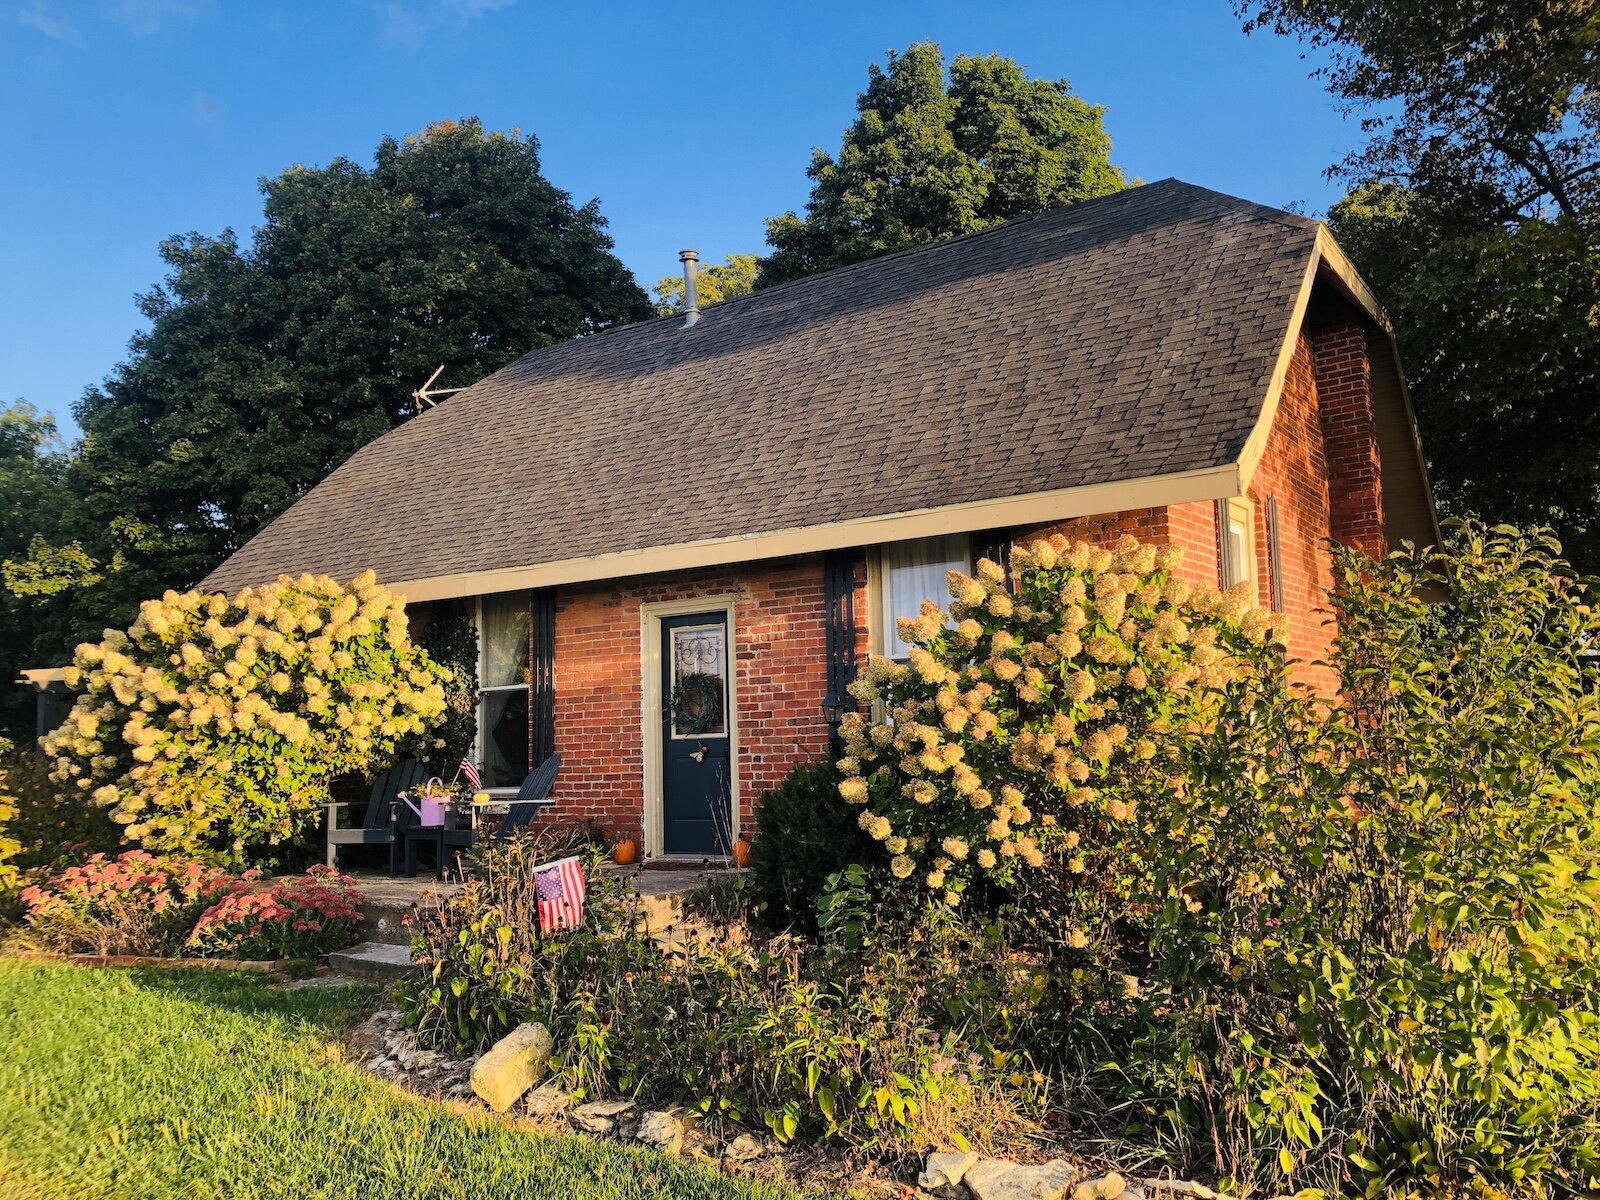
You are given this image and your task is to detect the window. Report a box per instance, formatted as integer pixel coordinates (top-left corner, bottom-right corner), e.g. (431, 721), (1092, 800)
(876, 534), (971, 660)
(478, 592), (531, 790)
(1217, 497), (1256, 592)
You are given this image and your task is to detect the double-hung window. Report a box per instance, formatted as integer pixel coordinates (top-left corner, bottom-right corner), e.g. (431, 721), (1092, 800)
(876, 534), (971, 660)
(478, 592), (532, 791)
(1218, 497), (1256, 593)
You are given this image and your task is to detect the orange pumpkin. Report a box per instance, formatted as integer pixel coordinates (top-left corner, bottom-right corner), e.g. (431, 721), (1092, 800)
(730, 838), (752, 868)
(612, 838), (639, 866)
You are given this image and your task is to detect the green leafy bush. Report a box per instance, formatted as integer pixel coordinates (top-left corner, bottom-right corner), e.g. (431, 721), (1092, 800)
(401, 832), (1040, 1154)
(42, 571), (449, 861)
(748, 760), (886, 935)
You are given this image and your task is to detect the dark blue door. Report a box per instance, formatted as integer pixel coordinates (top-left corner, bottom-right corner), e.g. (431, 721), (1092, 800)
(661, 612), (732, 855)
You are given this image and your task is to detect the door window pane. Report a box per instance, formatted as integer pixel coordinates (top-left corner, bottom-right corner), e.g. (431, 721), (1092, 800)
(481, 593), (530, 688)
(480, 687), (531, 789)
(883, 535), (969, 659)
(671, 624), (726, 737)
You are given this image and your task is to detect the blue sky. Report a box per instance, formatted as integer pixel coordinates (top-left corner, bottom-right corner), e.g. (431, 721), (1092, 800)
(2, 1), (1349, 438)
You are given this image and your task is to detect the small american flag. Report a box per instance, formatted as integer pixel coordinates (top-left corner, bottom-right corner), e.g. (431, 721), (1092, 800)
(458, 757), (482, 791)
(535, 855), (586, 935)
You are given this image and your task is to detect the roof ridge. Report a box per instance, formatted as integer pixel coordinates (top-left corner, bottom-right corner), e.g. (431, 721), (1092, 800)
(1150, 179), (1322, 232)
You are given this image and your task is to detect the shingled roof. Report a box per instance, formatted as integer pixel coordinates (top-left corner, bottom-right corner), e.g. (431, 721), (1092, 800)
(204, 180), (1336, 599)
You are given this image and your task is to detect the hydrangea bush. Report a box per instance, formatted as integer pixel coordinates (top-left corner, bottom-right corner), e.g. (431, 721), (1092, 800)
(43, 571), (449, 860)
(837, 533), (1284, 905)
(186, 866), (363, 960)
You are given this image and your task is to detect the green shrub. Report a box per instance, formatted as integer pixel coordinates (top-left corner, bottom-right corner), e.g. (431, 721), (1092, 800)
(748, 760), (883, 935)
(401, 831), (1040, 1154)
(42, 571), (450, 862)
(1, 741), (120, 877)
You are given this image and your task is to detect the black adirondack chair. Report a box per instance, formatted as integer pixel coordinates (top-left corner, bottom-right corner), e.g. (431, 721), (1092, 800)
(324, 759), (428, 876)
(405, 754), (561, 880)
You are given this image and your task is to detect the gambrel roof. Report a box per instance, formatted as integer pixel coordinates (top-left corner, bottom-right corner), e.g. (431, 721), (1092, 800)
(204, 180), (1432, 600)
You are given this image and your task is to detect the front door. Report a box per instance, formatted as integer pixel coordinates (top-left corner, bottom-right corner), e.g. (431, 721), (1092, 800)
(660, 612), (733, 855)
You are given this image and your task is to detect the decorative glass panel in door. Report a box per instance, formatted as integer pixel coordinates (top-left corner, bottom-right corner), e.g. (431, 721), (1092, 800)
(660, 613), (732, 854)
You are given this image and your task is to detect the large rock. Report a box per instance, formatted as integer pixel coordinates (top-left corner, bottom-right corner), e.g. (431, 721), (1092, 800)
(636, 1110), (683, 1156)
(468, 1023), (553, 1113)
(967, 1158), (1079, 1200)
(571, 1098), (636, 1134)
(920, 1150), (982, 1195)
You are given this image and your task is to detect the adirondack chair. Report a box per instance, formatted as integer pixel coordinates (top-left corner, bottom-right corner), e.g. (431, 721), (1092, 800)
(405, 753), (561, 880)
(324, 759), (428, 875)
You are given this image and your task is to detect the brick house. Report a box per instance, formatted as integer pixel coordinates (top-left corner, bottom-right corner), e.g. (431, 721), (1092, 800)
(203, 181), (1437, 858)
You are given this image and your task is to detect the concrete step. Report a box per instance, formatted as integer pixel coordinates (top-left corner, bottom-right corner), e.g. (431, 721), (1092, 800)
(327, 941), (419, 983)
(359, 902), (418, 947)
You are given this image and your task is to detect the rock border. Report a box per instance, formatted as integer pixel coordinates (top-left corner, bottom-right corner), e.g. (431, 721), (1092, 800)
(354, 1010), (1277, 1200)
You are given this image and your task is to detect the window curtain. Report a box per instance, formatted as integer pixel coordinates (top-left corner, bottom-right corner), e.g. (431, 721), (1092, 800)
(884, 535), (969, 659)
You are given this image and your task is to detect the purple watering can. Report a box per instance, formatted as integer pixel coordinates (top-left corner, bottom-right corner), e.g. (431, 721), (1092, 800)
(399, 778), (451, 826)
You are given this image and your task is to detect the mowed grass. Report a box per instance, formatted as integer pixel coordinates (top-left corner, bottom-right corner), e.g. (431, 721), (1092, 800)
(0, 959), (810, 1200)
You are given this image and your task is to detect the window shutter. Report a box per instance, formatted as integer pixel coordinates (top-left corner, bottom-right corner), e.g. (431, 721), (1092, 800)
(823, 550), (859, 753)
(1214, 499), (1231, 588)
(530, 588), (556, 765)
(1266, 497), (1285, 613)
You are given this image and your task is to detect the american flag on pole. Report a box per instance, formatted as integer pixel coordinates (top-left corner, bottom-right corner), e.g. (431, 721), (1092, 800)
(535, 856), (586, 934)
(458, 757), (482, 791)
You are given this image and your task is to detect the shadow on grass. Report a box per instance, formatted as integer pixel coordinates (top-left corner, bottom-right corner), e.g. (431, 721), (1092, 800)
(124, 964), (380, 1035)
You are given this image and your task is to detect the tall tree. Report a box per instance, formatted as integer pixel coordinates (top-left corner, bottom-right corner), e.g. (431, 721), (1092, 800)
(1241, 2), (1600, 569)
(759, 43), (1125, 286)
(0, 402), (75, 736)
(1238, 1), (1600, 221)
(7, 118), (651, 650)
(653, 253), (758, 315)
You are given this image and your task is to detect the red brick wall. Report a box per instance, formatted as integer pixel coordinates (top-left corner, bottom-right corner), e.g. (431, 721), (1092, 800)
(1312, 316), (1387, 560)
(549, 556), (831, 845)
(1250, 332), (1339, 693)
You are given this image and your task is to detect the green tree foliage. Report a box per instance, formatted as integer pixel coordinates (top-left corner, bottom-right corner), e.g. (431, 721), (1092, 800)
(0, 402), (76, 737)
(8, 119), (651, 663)
(1240, 2), (1600, 569)
(652, 253), (759, 315)
(758, 43), (1124, 286)
(1237, 1), (1600, 220)
(1331, 186), (1600, 568)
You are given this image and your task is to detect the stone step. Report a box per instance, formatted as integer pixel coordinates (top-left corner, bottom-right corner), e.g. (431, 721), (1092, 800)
(327, 941), (419, 983)
(359, 902), (419, 947)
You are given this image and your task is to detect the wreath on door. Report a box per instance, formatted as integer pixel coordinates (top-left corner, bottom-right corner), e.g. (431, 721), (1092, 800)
(671, 672), (723, 735)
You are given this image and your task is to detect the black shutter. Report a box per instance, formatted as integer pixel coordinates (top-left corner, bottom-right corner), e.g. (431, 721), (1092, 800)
(822, 550), (859, 754)
(530, 588), (557, 766)
(1266, 497), (1285, 613)
(1214, 498), (1231, 588)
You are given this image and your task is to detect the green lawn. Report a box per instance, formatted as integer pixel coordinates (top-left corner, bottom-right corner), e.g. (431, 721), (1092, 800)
(0, 959), (808, 1200)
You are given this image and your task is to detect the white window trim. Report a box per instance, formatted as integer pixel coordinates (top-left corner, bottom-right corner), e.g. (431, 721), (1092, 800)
(867, 534), (972, 659)
(639, 594), (741, 858)
(1221, 496), (1257, 593)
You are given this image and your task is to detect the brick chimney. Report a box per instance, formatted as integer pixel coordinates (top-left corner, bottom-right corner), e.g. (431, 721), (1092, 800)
(1311, 313), (1387, 559)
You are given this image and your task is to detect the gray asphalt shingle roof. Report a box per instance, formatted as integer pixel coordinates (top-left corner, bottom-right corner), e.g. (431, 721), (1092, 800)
(204, 179), (1320, 593)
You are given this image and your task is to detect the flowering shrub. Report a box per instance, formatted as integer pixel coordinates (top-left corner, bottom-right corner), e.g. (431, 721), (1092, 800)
(400, 833), (1039, 1154)
(186, 867), (364, 960)
(43, 570), (449, 860)
(837, 533), (1283, 904)
(19, 850), (239, 955)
